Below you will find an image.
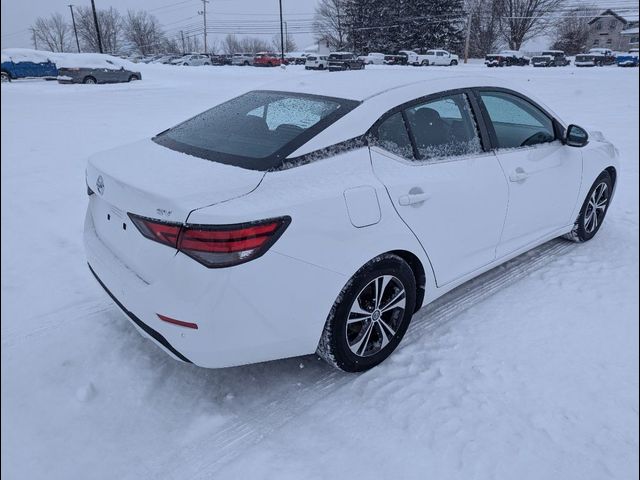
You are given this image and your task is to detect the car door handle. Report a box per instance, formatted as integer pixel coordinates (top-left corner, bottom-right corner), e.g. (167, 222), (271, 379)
(398, 192), (430, 206)
(509, 169), (529, 183)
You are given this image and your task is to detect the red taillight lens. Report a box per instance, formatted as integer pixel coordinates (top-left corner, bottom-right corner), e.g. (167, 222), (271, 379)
(128, 214), (181, 248)
(128, 214), (290, 268)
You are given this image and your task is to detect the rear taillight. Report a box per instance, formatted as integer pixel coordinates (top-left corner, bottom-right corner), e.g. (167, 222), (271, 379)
(128, 214), (290, 268)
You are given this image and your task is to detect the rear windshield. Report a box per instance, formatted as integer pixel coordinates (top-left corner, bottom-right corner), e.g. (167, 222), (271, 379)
(153, 90), (359, 171)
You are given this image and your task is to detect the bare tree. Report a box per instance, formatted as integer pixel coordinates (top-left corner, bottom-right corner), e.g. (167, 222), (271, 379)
(222, 34), (241, 54)
(124, 10), (165, 55)
(271, 33), (297, 53)
(498, 0), (566, 50)
(313, 0), (347, 50)
(75, 6), (123, 54)
(31, 13), (71, 52)
(239, 37), (270, 53)
(467, 0), (502, 56)
(551, 3), (597, 54)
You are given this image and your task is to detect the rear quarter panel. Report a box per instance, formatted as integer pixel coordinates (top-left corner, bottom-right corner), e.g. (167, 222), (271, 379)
(187, 148), (435, 301)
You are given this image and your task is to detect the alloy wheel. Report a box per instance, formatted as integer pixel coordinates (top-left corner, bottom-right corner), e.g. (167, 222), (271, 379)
(584, 182), (609, 234)
(345, 275), (406, 357)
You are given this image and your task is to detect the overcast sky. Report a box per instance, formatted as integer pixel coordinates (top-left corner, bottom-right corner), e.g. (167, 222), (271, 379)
(1, 0), (638, 53)
(1, 0), (319, 51)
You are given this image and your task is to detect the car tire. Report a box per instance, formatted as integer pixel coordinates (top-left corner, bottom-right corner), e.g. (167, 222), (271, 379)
(128, 75), (139, 82)
(345, 64), (351, 70)
(317, 253), (417, 372)
(564, 171), (613, 243)
(450, 59), (458, 66)
(318, 64), (324, 70)
(1, 71), (10, 82)
(422, 60), (429, 66)
(83, 76), (97, 84)
(243, 61), (249, 66)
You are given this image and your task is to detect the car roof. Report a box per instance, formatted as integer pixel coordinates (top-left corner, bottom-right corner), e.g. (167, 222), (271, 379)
(264, 70), (509, 102)
(262, 71), (562, 157)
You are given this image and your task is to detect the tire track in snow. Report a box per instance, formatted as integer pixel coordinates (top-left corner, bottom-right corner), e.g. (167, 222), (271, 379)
(1, 299), (112, 348)
(161, 239), (574, 480)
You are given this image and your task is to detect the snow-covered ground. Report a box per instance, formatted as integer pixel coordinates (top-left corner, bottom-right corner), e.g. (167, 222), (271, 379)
(1, 63), (638, 480)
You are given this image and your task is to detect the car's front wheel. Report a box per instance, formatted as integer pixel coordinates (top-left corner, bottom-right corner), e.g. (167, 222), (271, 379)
(1, 71), (10, 82)
(450, 59), (458, 66)
(128, 75), (139, 82)
(564, 171), (612, 242)
(83, 76), (97, 84)
(317, 254), (417, 372)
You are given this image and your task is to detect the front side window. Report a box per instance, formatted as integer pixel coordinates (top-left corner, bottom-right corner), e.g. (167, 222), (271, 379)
(154, 91), (358, 170)
(479, 91), (555, 149)
(404, 94), (482, 161)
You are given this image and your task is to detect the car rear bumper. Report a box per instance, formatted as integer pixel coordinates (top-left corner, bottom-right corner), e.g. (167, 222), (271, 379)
(84, 209), (345, 368)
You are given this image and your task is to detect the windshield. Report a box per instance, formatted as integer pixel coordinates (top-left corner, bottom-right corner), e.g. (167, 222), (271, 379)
(153, 91), (359, 171)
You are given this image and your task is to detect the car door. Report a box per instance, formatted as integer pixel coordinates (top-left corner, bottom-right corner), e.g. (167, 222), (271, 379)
(474, 89), (582, 258)
(370, 91), (509, 286)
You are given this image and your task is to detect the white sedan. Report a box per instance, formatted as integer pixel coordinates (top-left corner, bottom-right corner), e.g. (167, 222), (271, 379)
(84, 73), (619, 372)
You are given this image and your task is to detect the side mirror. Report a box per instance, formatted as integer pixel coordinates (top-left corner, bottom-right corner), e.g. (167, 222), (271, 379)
(565, 124), (589, 147)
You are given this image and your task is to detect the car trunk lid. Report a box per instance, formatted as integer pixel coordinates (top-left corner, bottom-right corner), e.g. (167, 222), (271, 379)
(86, 139), (265, 281)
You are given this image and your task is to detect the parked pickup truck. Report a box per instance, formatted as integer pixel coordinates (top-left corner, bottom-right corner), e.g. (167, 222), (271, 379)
(1, 49), (58, 81)
(575, 48), (616, 67)
(421, 49), (459, 66)
(398, 50), (426, 66)
(358, 52), (386, 65)
(485, 50), (530, 67)
(531, 50), (570, 67)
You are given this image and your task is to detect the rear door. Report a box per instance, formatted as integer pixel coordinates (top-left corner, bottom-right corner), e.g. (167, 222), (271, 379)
(474, 89), (582, 257)
(370, 91), (509, 286)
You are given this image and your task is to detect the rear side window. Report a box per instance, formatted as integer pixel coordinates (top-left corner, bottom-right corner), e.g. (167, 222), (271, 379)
(375, 113), (414, 159)
(154, 91), (358, 170)
(479, 91), (555, 148)
(404, 94), (482, 161)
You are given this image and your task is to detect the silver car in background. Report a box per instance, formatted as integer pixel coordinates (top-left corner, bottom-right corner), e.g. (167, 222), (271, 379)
(58, 60), (141, 84)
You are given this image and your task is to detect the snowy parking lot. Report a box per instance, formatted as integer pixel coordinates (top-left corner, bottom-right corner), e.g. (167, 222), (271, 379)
(1, 63), (638, 479)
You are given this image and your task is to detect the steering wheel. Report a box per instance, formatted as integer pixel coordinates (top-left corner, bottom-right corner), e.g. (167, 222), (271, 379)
(520, 131), (549, 147)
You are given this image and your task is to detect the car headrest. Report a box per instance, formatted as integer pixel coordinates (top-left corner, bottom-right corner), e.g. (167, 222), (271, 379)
(414, 108), (442, 126)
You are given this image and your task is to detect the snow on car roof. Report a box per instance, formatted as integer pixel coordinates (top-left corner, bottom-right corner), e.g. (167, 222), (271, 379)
(265, 70), (508, 102)
(268, 71), (557, 158)
(1, 48), (136, 70)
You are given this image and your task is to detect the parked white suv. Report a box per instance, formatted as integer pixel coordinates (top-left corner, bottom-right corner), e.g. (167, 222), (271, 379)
(358, 52), (386, 65)
(231, 53), (254, 66)
(171, 54), (211, 66)
(423, 49), (459, 66)
(305, 55), (329, 70)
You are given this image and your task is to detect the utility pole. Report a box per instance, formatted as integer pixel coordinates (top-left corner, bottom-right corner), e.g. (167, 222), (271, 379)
(180, 30), (185, 54)
(198, 0), (209, 53)
(278, 0), (284, 63)
(463, 10), (472, 64)
(30, 28), (38, 49)
(284, 21), (288, 53)
(68, 4), (81, 53)
(90, 0), (103, 53)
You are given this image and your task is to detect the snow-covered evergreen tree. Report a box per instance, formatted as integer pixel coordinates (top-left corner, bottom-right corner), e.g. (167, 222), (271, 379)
(342, 0), (466, 54)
